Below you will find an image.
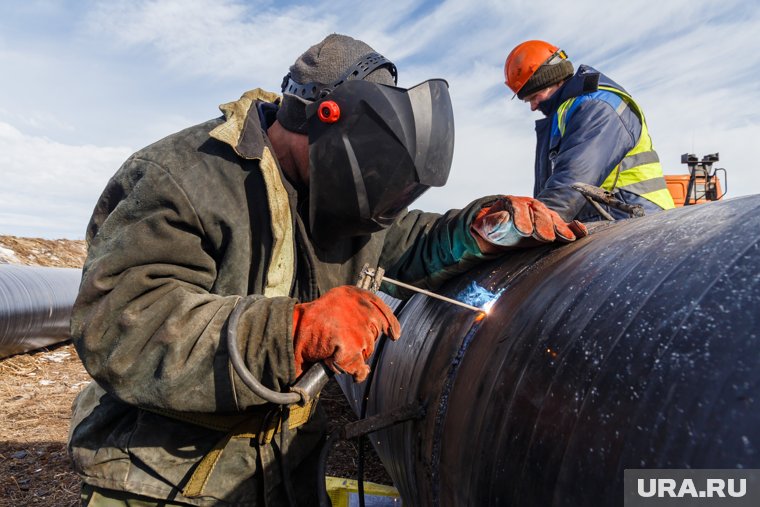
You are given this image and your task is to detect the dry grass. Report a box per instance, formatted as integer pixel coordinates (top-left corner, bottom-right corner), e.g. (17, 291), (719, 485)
(0, 236), (87, 268)
(0, 343), (90, 506)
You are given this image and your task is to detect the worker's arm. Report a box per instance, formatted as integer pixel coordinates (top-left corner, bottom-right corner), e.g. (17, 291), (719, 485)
(537, 97), (639, 221)
(72, 157), (296, 414)
(378, 193), (585, 297)
(376, 197), (495, 296)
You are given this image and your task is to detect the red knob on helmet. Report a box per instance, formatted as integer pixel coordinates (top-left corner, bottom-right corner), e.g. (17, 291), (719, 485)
(318, 101), (341, 123)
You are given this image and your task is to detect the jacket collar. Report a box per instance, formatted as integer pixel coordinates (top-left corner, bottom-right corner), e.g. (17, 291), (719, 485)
(209, 88), (281, 160)
(537, 64), (601, 116)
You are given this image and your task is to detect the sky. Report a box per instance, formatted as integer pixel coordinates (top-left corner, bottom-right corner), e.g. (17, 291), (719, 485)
(1, 0), (759, 239)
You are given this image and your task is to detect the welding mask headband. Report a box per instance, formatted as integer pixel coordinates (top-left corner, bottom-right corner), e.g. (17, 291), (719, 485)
(281, 52), (398, 102)
(305, 78), (454, 245)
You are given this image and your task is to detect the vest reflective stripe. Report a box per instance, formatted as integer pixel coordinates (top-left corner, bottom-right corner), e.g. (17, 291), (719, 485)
(613, 166), (669, 194)
(556, 99), (573, 137)
(555, 85), (675, 210)
(618, 150), (659, 172)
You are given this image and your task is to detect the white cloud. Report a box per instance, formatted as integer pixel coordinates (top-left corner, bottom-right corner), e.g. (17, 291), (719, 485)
(1, 0), (760, 236)
(84, 0), (335, 87)
(0, 122), (132, 238)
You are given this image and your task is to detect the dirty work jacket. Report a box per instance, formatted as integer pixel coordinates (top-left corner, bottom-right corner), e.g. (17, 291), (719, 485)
(68, 88), (496, 506)
(533, 65), (671, 222)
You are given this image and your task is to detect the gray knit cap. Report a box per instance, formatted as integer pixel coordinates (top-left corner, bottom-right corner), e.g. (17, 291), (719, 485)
(517, 59), (574, 100)
(277, 34), (396, 133)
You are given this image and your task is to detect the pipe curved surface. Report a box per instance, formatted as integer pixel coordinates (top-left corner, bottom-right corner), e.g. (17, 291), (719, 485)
(339, 195), (760, 506)
(0, 265), (81, 358)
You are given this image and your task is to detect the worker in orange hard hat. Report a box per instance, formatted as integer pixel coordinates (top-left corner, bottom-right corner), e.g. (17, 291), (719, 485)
(504, 40), (675, 222)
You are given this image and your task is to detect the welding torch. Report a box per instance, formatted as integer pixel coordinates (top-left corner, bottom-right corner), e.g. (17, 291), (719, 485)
(360, 267), (484, 314)
(227, 264), (485, 406)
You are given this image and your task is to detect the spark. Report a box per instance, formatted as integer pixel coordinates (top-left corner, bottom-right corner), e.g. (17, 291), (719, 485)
(456, 281), (505, 316)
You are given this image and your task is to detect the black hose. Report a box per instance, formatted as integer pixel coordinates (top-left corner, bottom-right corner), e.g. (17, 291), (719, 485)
(317, 431), (340, 507)
(226, 297), (301, 405)
(356, 296), (409, 507)
(357, 334), (390, 506)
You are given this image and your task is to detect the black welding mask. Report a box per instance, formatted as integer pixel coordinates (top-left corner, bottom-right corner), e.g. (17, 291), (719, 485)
(303, 78), (454, 245)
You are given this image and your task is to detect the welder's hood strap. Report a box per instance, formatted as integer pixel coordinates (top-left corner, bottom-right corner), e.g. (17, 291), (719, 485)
(281, 52), (398, 102)
(305, 78), (454, 245)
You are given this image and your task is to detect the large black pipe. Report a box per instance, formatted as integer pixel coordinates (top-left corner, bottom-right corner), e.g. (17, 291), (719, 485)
(339, 195), (760, 506)
(0, 265), (81, 358)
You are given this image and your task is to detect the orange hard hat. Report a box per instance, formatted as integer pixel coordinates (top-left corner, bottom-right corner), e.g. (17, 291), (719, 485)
(504, 40), (567, 96)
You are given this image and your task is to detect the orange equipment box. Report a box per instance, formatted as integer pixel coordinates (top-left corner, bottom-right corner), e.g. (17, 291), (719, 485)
(665, 174), (723, 207)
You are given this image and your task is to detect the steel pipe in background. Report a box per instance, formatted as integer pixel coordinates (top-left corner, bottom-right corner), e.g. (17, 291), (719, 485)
(0, 265), (81, 358)
(339, 195), (760, 506)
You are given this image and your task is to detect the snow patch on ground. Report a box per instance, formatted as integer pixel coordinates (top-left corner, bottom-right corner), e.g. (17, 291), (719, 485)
(0, 245), (20, 264)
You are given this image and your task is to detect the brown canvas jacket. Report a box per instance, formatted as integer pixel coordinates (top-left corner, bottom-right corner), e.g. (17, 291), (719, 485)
(69, 89), (495, 505)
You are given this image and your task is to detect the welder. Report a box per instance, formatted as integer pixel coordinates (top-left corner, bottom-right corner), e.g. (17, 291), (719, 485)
(69, 34), (586, 506)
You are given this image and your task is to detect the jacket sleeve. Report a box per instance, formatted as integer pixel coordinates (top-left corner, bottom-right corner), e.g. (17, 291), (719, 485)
(71, 157), (296, 414)
(378, 196), (499, 297)
(537, 98), (637, 221)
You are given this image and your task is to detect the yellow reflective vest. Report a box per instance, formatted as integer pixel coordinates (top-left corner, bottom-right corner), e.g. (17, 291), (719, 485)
(556, 85), (675, 210)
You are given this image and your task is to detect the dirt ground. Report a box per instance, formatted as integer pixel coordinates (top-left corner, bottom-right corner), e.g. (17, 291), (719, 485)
(0, 343), (92, 506)
(0, 235), (391, 506)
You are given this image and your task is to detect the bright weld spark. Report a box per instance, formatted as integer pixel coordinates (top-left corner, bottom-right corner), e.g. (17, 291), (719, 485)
(457, 282), (505, 319)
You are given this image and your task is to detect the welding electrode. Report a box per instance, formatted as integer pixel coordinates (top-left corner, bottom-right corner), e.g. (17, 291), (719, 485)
(380, 275), (486, 314)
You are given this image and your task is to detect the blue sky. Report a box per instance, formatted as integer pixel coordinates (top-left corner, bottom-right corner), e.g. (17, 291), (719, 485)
(1, 0), (759, 239)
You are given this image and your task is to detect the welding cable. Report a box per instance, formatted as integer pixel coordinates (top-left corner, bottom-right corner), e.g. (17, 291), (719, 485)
(354, 296), (411, 506)
(317, 431), (341, 507)
(278, 408), (298, 507)
(312, 343), (386, 507)
(227, 298), (302, 405)
(314, 297), (410, 507)
(356, 297), (409, 507)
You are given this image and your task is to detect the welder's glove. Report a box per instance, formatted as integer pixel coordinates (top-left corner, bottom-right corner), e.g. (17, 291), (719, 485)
(471, 196), (588, 254)
(292, 286), (401, 383)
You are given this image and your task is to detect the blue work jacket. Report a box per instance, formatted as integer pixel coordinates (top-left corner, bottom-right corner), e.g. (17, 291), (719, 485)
(533, 65), (665, 221)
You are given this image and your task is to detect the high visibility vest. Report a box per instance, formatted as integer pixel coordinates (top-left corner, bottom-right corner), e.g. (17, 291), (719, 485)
(555, 85), (675, 210)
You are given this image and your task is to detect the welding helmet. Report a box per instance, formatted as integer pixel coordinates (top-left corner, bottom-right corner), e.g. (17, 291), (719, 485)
(303, 78), (454, 245)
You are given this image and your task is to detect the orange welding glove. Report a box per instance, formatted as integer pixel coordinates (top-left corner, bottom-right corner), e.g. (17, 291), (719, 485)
(292, 286), (401, 383)
(471, 196), (588, 254)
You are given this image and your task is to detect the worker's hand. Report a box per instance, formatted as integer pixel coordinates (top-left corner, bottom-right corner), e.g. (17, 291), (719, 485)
(292, 286), (401, 383)
(471, 196), (588, 254)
